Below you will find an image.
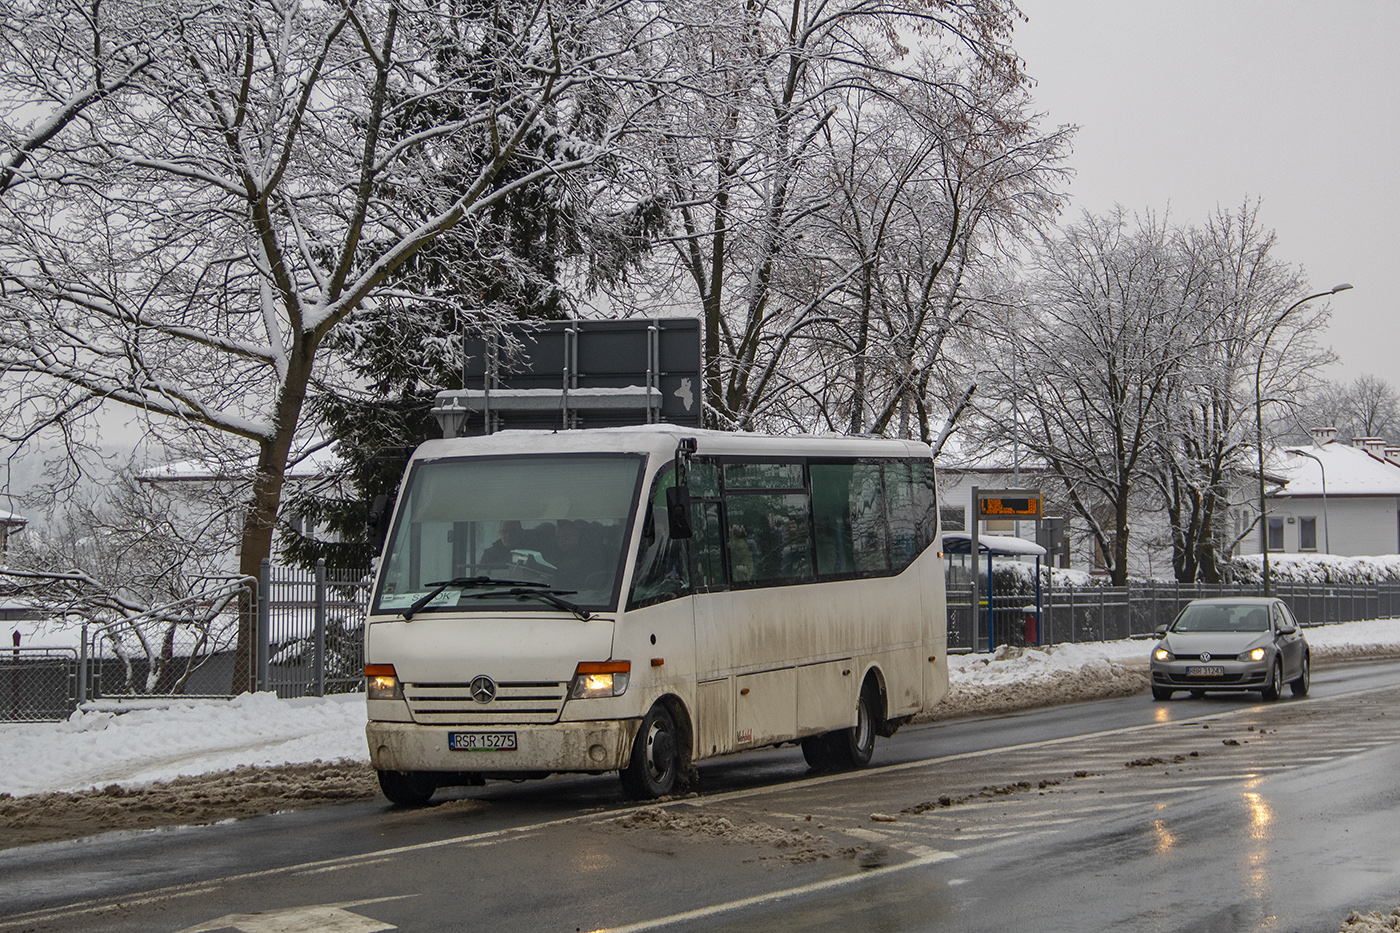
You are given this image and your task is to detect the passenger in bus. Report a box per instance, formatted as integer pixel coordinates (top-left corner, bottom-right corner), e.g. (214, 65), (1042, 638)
(481, 520), (528, 566)
(729, 523), (755, 582)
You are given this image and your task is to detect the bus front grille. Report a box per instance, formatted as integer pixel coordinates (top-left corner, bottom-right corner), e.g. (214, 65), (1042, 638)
(404, 681), (567, 724)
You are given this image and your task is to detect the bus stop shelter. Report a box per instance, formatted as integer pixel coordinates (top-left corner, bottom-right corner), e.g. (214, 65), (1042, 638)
(941, 531), (1047, 652)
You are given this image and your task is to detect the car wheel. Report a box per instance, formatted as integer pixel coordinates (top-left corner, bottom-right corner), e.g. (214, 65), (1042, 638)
(827, 682), (878, 769)
(620, 703), (679, 799)
(377, 769), (436, 806)
(1151, 685), (1174, 701)
(1261, 659), (1283, 701)
(1290, 652), (1310, 697)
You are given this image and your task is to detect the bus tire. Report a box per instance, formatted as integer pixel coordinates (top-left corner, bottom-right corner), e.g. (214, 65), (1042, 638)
(801, 734), (837, 771)
(378, 769), (436, 807)
(828, 682), (878, 769)
(620, 703), (678, 799)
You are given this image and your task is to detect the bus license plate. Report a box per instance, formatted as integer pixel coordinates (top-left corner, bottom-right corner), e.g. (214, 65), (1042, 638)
(1185, 666), (1224, 677)
(449, 731), (517, 751)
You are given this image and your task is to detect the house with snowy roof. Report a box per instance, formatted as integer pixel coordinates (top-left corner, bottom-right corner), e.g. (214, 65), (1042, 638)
(1238, 428), (1400, 558)
(0, 507), (25, 564)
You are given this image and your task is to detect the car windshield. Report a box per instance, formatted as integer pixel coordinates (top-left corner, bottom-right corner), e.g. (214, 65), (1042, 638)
(372, 453), (645, 616)
(1172, 603), (1271, 633)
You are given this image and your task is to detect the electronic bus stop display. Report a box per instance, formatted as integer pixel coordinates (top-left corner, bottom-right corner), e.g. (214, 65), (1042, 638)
(978, 496), (1040, 517)
(433, 318), (704, 436)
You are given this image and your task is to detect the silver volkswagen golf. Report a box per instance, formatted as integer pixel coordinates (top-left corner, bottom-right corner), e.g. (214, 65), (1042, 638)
(1149, 597), (1310, 701)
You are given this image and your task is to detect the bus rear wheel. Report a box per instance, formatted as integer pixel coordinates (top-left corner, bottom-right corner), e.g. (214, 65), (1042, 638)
(378, 769), (436, 807)
(801, 733), (837, 770)
(816, 682), (878, 770)
(620, 703), (678, 799)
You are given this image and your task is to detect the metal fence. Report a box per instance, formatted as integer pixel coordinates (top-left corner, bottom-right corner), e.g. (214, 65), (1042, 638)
(1, 561), (370, 721)
(947, 580), (1400, 653)
(1, 647), (80, 722)
(9, 569), (1400, 720)
(257, 559), (371, 699)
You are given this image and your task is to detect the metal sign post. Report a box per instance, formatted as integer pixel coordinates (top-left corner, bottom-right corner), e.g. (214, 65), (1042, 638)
(971, 488), (1044, 652)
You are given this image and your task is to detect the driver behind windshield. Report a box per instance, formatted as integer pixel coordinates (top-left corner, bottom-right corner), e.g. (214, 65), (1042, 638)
(547, 520), (603, 589)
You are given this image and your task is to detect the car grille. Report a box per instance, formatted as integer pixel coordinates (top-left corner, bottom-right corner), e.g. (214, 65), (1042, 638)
(1158, 671), (1265, 686)
(405, 681), (568, 725)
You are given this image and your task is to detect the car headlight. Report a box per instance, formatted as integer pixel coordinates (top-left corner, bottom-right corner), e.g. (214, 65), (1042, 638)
(569, 661), (631, 699)
(365, 663), (403, 700)
(1248, 647), (1267, 662)
(1153, 647), (1171, 662)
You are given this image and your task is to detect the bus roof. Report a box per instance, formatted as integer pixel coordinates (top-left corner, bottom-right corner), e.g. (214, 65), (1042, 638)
(410, 425), (932, 465)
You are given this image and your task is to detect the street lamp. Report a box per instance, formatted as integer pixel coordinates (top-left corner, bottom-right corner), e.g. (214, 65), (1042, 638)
(1256, 283), (1352, 595)
(1286, 448), (1329, 554)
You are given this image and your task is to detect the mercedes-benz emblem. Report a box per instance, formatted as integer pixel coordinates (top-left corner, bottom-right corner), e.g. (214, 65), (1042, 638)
(469, 675), (497, 704)
(1199, 652), (1212, 663)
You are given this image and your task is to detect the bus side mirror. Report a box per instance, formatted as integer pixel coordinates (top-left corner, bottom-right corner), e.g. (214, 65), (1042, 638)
(367, 494), (391, 553)
(666, 486), (693, 539)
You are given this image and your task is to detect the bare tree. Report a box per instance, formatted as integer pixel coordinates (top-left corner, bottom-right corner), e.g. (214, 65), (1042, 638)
(601, 0), (1034, 430)
(0, 0), (155, 197)
(800, 59), (1069, 440)
(1292, 374), (1400, 444)
(978, 209), (1204, 585)
(2, 471), (246, 695)
(0, 0), (660, 690)
(1151, 202), (1324, 582)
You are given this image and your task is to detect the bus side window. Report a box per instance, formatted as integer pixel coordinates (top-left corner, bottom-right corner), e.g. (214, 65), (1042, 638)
(886, 462), (917, 572)
(628, 471), (690, 608)
(691, 501), (725, 589)
(911, 459), (938, 552)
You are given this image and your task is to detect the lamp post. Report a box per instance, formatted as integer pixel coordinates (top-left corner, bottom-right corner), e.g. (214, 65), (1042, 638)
(1286, 448), (1329, 554)
(1256, 283), (1352, 595)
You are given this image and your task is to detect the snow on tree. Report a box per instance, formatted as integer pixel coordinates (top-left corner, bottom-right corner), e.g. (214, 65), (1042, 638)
(797, 57), (1069, 440)
(974, 209), (1204, 585)
(0, 0), (665, 691)
(3, 470), (245, 695)
(597, 0), (1051, 431)
(1152, 201), (1325, 582)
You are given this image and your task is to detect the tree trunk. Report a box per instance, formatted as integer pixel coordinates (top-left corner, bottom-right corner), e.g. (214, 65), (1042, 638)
(231, 340), (316, 693)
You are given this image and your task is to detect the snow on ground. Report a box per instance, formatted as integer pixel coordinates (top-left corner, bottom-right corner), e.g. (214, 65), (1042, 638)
(3, 617), (1399, 799)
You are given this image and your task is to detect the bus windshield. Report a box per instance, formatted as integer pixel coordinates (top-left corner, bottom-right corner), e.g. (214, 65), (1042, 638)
(373, 453), (645, 616)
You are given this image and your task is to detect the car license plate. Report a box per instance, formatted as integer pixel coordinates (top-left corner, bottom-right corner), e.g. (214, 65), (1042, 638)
(449, 731), (517, 751)
(1185, 666), (1225, 677)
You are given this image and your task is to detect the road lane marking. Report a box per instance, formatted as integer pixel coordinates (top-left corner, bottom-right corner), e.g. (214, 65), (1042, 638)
(174, 896), (415, 933)
(586, 849), (958, 933)
(8, 680), (1400, 930)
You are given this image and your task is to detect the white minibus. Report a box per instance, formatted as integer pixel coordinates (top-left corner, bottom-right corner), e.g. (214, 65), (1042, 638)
(364, 425), (948, 803)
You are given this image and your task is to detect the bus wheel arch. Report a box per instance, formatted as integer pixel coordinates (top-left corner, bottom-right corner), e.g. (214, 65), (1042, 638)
(826, 674), (881, 770)
(619, 695), (692, 800)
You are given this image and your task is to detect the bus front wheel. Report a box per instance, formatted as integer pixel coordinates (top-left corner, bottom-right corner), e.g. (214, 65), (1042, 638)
(378, 769), (436, 807)
(620, 703), (678, 799)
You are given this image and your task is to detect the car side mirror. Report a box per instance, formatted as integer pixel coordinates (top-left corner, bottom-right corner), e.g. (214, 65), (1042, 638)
(1154, 624), (1168, 637)
(1277, 621), (1297, 635)
(666, 486), (693, 539)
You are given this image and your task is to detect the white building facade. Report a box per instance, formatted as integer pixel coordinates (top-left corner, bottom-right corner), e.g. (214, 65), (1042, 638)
(1237, 431), (1400, 559)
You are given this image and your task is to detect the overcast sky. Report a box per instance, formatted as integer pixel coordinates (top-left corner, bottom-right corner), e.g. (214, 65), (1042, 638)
(1012, 0), (1396, 382)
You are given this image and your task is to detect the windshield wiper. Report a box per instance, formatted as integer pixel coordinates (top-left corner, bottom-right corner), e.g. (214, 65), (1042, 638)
(402, 576), (546, 620)
(465, 587), (593, 621)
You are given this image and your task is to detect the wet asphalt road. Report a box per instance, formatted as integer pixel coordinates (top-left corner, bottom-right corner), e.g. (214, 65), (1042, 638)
(1, 658), (1398, 933)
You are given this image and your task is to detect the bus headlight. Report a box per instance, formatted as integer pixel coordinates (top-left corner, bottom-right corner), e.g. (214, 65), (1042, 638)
(365, 664), (403, 700)
(570, 661), (631, 699)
